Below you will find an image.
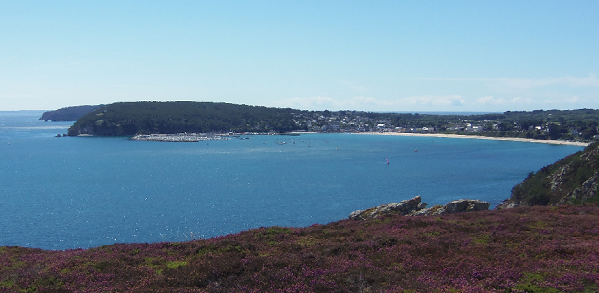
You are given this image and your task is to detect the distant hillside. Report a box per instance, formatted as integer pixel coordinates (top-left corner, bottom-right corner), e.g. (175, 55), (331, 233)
(67, 101), (305, 136)
(500, 141), (599, 207)
(40, 105), (100, 121)
(62, 102), (599, 142)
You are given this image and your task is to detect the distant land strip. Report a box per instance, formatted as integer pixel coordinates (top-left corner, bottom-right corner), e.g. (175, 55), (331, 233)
(41, 102), (599, 145)
(357, 132), (590, 146)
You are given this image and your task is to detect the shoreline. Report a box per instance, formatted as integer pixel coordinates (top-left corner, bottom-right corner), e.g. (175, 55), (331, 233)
(354, 132), (590, 146)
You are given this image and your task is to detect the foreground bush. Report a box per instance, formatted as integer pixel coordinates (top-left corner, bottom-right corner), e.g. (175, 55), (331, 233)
(1, 204), (599, 292)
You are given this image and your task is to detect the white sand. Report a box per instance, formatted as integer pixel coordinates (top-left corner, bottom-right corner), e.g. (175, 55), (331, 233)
(354, 132), (590, 147)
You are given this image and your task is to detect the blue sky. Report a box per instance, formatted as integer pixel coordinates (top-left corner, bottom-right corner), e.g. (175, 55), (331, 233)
(1, 1), (598, 112)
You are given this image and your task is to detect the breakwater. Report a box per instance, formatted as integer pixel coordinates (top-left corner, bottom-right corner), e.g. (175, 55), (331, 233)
(131, 133), (231, 142)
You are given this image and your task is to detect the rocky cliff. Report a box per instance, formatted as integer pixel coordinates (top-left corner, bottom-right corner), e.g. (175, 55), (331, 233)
(498, 142), (599, 209)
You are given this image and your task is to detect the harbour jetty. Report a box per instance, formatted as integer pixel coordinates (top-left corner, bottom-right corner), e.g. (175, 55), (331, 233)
(131, 133), (231, 142)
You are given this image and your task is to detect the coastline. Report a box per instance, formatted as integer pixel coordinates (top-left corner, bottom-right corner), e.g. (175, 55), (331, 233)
(354, 132), (590, 147)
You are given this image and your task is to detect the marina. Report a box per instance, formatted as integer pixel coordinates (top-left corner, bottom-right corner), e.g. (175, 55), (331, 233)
(131, 133), (231, 142)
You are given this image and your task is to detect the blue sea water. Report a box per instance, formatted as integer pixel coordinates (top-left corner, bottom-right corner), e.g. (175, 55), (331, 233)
(0, 111), (585, 250)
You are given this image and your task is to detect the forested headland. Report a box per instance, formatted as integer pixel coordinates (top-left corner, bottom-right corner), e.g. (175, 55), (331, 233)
(40, 105), (100, 121)
(67, 102), (304, 136)
(63, 101), (599, 143)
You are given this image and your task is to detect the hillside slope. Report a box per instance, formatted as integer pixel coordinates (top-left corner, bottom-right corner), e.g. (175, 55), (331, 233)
(1, 204), (598, 292)
(500, 142), (599, 208)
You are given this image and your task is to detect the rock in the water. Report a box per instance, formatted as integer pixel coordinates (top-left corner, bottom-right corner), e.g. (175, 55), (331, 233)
(349, 196), (426, 220)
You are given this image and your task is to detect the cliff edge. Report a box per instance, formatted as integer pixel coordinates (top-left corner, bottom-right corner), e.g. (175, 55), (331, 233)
(497, 141), (599, 209)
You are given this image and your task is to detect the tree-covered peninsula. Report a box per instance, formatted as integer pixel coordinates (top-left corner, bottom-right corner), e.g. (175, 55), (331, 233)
(65, 102), (599, 143)
(40, 105), (100, 121)
(67, 101), (304, 136)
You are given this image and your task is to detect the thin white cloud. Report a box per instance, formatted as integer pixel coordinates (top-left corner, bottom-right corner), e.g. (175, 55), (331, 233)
(272, 95), (465, 111)
(403, 95), (464, 106)
(271, 96), (339, 109)
(540, 96), (582, 105)
(339, 81), (368, 92)
(492, 75), (599, 90)
(475, 96), (533, 105)
(421, 74), (599, 89)
(476, 96), (506, 105)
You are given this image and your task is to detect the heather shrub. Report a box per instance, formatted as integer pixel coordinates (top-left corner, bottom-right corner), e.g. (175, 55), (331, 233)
(1, 205), (599, 292)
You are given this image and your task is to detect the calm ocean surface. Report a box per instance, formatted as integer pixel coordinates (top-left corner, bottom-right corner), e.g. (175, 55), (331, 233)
(0, 111), (584, 250)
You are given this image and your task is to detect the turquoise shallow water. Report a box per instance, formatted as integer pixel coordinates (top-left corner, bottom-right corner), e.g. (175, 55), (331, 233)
(0, 111), (584, 250)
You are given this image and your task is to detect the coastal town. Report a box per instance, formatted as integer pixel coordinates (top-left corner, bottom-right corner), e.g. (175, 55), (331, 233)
(285, 109), (599, 144)
(124, 109), (598, 146)
(289, 110), (593, 135)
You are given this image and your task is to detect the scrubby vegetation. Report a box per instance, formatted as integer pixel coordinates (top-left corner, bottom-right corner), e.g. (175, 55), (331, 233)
(509, 142), (599, 206)
(1, 204), (599, 292)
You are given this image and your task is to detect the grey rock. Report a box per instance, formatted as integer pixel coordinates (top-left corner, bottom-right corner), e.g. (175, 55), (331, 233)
(348, 210), (363, 219)
(559, 172), (599, 204)
(349, 196), (425, 220)
(445, 199), (490, 213)
(349, 197), (491, 219)
(495, 200), (519, 210)
(549, 165), (570, 193)
(412, 199), (490, 216)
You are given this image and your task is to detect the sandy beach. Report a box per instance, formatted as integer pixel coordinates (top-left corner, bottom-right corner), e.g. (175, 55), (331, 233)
(355, 132), (590, 147)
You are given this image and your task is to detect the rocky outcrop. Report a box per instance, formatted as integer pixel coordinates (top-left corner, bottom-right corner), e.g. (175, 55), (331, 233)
(549, 164), (570, 194)
(495, 199), (519, 210)
(412, 199), (490, 216)
(349, 197), (490, 220)
(349, 196), (426, 220)
(559, 172), (599, 204)
(447, 199), (489, 212)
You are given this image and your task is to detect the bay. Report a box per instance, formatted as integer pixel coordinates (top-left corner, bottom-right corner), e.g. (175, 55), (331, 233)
(0, 111), (584, 250)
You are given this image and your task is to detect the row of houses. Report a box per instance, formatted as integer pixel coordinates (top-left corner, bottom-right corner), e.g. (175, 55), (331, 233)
(291, 112), (597, 139)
